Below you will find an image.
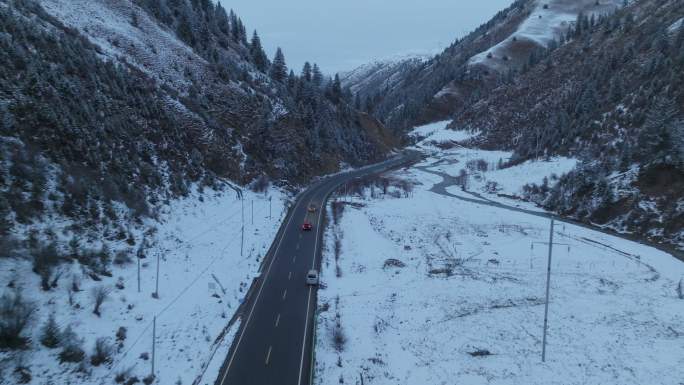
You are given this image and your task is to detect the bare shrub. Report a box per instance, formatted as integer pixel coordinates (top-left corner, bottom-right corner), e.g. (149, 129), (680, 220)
(466, 158), (488, 172)
(90, 337), (115, 366)
(331, 201), (345, 225)
(59, 325), (85, 363)
(484, 181), (501, 193)
(434, 234), (472, 267)
(455, 169), (469, 190)
(114, 366), (133, 383)
(114, 250), (133, 266)
(250, 175), (269, 193)
(332, 323), (346, 352)
(116, 326), (127, 342)
(678, 278), (683, 300)
(0, 288), (36, 349)
(143, 374), (156, 385)
(383, 259), (406, 269)
(32, 242), (61, 291)
(334, 236), (342, 262)
(91, 286), (111, 317)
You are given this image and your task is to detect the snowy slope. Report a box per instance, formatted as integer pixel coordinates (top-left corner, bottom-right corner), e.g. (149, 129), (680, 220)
(469, 0), (623, 72)
(340, 55), (428, 97)
(314, 123), (684, 385)
(40, 0), (202, 91)
(0, 186), (288, 385)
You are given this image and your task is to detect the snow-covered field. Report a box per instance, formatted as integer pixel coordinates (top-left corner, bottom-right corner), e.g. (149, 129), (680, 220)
(314, 122), (684, 385)
(412, 121), (576, 210)
(0, 186), (288, 385)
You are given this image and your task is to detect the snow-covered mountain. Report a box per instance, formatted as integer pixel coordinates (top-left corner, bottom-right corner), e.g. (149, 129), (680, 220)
(340, 55), (428, 100)
(347, 0), (683, 250)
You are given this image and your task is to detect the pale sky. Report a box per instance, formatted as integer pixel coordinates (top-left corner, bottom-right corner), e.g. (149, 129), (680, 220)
(219, 0), (514, 75)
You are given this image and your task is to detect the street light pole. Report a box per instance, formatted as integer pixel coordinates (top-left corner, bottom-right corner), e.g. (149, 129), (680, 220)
(541, 218), (554, 362)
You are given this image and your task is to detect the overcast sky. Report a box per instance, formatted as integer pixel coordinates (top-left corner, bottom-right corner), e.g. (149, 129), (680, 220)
(219, 0), (513, 75)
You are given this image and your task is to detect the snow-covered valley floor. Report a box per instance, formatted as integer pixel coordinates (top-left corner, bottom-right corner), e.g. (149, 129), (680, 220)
(0, 186), (288, 385)
(314, 123), (684, 385)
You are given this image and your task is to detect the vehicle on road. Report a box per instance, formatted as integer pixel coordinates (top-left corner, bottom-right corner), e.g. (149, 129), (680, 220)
(308, 205), (317, 213)
(302, 221), (313, 231)
(305, 270), (319, 285)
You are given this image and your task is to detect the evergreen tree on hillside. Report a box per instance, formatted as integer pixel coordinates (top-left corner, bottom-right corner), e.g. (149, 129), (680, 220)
(287, 70), (297, 90)
(330, 73), (342, 103)
(214, 3), (229, 34)
(639, 97), (677, 162)
(270, 47), (287, 83)
(312, 64), (323, 87)
(301, 62), (312, 82)
(176, 1), (197, 47)
(250, 30), (269, 72)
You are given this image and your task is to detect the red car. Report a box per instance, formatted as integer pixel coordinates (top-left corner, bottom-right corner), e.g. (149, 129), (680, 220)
(302, 221), (313, 231)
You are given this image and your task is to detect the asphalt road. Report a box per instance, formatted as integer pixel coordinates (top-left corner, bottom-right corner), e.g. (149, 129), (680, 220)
(215, 152), (419, 385)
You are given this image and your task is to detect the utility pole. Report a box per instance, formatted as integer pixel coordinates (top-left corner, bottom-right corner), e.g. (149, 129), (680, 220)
(153, 251), (160, 299)
(151, 316), (156, 378)
(241, 197), (244, 257)
(137, 257), (141, 293)
(251, 199), (254, 225)
(542, 218), (554, 362)
(269, 196), (272, 220)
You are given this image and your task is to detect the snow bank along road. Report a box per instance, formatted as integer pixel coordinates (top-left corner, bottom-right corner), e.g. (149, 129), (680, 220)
(214, 152), (420, 385)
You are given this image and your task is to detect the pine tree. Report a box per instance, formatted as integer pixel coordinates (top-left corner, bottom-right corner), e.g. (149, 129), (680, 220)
(40, 313), (61, 348)
(639, 97), (677, 161)
(176, 2), (197, 47)
(269, 47), (287, 83)
(301, 62), (312, 82)
(250, 31), (268, 72)
(312, 64), (323, 87)
(330, 74), (342, 103)
(229, 10), (239, 42)
(214, 3), (229, 35)
(287, 70), (297, 90)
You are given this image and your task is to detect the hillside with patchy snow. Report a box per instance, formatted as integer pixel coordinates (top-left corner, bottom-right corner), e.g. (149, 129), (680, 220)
(0, 0), (395, 383)
(469, 0), (622, 72)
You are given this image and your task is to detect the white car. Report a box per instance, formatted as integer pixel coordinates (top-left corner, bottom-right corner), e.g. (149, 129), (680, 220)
(305, 270), (319, 286)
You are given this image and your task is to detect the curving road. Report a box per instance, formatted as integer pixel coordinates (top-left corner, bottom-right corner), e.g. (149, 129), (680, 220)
(214, 152), (420, 385)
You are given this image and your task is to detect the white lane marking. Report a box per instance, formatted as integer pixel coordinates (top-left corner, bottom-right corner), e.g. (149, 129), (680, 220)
(299, 234), (302, 240)
(296, 243), (300, 250)
(297, 184), (335, 385)
(219, 189), (310, 384)
(282, 289), (287, 300)
(297, 287), (313, 385)
(275, 314), (281, 328)
(288, 271), (292, 280)
(293, 255), (297, 263)
(265, 346), (272, 366)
